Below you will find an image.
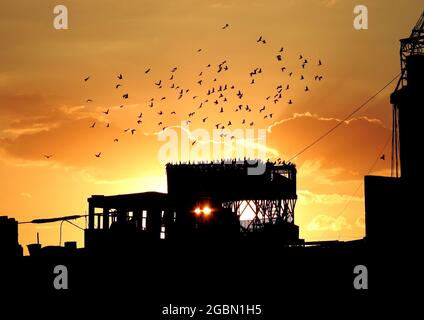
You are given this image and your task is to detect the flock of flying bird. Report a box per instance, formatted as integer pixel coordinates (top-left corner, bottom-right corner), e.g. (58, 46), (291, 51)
(44, 23), (325, 160)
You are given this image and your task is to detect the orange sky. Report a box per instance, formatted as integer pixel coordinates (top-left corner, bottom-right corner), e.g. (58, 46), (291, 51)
(0, 0), (422, 253)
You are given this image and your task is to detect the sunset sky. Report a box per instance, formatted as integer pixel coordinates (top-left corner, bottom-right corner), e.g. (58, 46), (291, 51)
(0, 0), (422, 252)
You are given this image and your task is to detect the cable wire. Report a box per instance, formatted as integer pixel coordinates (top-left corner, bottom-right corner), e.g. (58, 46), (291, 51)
(288, 73), (400, 162)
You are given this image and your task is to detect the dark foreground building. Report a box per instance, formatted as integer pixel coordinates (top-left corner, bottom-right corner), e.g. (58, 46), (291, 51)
(85, 160), (301, 252)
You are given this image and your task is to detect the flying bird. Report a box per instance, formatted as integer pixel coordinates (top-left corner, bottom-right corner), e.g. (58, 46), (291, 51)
(131, 129), (136, 135)
(114, 139), (119, 142)
(90, 122), (96, 128)
(44, 155), (53, 159)
(222, 23), (229, 29)
(103, 109), (110, 115)
(115, 84), (122, 89)
(117, 74), (123, 80)
(84, 76), (90, 82)
(95, 152), (102, 158)
(86, 99), (93, 103)
(318, 60), (322, 66)
(145, 68), (151, 74)
(380, 154), (385, 161)
(257, 36), (266, 44)
(122, 93), (129, 99)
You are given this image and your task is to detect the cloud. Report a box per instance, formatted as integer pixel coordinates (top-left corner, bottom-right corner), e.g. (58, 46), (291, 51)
(20, 192), (32, 199)
(355, 216), (365, 229)
(307, 214), (352, 232)
(298, 189), (362, 205)
(267, 112), (391, 182)
(321, 0), (338, 7)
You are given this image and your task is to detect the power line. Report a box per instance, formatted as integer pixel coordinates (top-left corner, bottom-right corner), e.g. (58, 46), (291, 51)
(288, 72), (401, 162)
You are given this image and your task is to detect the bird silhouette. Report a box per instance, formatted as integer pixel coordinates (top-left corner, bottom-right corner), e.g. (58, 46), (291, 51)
(276, 55), (282, 61)
(106, 123), (110, 128)
(86, 99), (93, 103)
(158, 111), (163, 115)
(103, 109), (110, 115)
(145, 68), (151, 74)
(44, 155), (53, 159)
(380, 154), (385, 160)
(116, 84), (122, 89)
(131, 129), (136, 135)
(118, 74), (123, 80)
(220, 107), (224, 113)
(257, 36), (266, 44)
(288, 100), (293, 105)
(300, 75), (304, 80)
(114, 139), (119, 142)
(222, 23), (229, 29)
(90, 122), (96, 128)
(202, 117), (208, 123)
(155, 80), (162, 86)
(318, 59), (322, 66)
(197, 49), (202, 52)
(84, 76), (90, 82)
(122, 93), (129, 99)
(279, 47), (284, 52)
(305, 86), (309, 91)
(138, 112), (143, 118)
(95, 152), (102, 158)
